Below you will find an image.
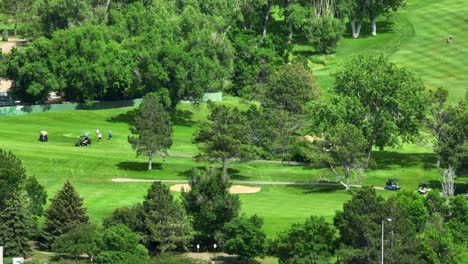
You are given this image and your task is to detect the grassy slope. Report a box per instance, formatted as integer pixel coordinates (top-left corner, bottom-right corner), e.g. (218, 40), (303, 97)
(305, 0), (468, 99)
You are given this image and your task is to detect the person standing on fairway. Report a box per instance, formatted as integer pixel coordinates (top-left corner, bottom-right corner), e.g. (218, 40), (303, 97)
(108, 131), (112, 140)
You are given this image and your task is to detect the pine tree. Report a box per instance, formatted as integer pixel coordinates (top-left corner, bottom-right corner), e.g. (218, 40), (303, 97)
(41, 180), (89, 248)
(128, 92), (173, 170)
(0, 192), (34, 257)
(142, 182), (192, 253)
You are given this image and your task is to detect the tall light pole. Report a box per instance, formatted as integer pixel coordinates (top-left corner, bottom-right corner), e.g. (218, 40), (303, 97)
(381, 218), (392, 264)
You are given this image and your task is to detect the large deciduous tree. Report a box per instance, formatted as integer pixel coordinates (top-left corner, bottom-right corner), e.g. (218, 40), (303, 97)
(222, 214), (267, 263)
(194, 102), (254, 176)
(335, 187), (426, 264)
(96, 224), (148, 263)
(347, 0), (405, 38)
(275, 215), (337, 264)
(435, 102), (467, 196)
(52, 223), (98, 261)
(128, 92), (173, 170)
(42, 180), (89, 248)
(332, 55), (427, 159)
(323, 123), (367, 190)
(181, 167), (240, 245)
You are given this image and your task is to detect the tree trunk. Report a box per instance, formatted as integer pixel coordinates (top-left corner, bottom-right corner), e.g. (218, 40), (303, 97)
(355, 22), (362, 38)
(14, 23), (17, 36)
(441, 166), (455, 196)
(288, 21), (293, 43)
(344, 163), (351, 191)
(371, 16), (377, 36)
(148, 151), (153, 170)
(365, 118), (379, 160)
(262, 0), (273, 40)
(104, 0), (111, 20)
(351, 20), (356, 38)
(222, 158), (229, 177)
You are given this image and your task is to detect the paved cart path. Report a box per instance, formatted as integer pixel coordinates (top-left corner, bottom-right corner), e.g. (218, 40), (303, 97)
(111, 178), (386, 190)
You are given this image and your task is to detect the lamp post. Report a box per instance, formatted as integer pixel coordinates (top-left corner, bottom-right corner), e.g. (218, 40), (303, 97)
(196, 244), (200, 262)
(381, 218), (392, 264)
(213, 243), (217, 260)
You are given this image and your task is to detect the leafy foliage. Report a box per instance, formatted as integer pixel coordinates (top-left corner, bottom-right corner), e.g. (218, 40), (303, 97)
(275, 215), (336, 264)
(306, 16), (345, 54)
(52, 223), (98, 260)
(330, 55), (427, 158)
(262, 62), (320, 114)
(222, 214), (267, 262)
(96, 224), (148, 263)
(323, 123), (367, 190)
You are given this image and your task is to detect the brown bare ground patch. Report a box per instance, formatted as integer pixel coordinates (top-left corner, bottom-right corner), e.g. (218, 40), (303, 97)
(170, 184), (261, 194)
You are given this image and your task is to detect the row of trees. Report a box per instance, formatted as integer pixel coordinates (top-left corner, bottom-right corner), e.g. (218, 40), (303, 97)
(1, 148), (466, 263)
(279, 186), (468, 264)
(129, 54), (466, 195)
(0, 0), (407, 104)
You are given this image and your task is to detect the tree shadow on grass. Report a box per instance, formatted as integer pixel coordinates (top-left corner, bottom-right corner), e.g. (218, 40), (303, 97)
(343, 20), (394, 39)
(287, 184), (344, 194)
(117, 161), (162, 171)
(426, 180), (468, 195)
(215, 256), (260, 264)
(107, 109), (138, 126)
(371, 151), (437, 171)
(177, 166), (207, 178)
(172, 109), (196, 127)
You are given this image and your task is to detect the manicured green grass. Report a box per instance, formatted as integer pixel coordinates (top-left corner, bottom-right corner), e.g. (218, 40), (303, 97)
(0, 100), (449, 238)
(304, 0), (468, 99)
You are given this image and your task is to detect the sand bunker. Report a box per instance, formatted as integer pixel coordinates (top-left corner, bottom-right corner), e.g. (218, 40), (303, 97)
(170, 184), (261, 194)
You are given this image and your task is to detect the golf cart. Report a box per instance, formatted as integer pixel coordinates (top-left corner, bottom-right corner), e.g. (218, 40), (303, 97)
(39, 131), (48, 142)
(418, 183), (431, 194)
(385, 179), (400, 191)
(75, 136), (91, 147)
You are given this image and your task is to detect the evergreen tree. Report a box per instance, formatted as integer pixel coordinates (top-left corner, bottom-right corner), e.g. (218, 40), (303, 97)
(0, 191), (34, 257)
(42, 180), (89, 248)
(128, 92), (173, 170)
(194, 103), (255, 176)
(0, 149), (27, 210)
(181, 167), (240, 245)
(142, 181), (193, 253)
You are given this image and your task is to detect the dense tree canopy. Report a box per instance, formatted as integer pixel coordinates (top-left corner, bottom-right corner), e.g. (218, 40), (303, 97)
(329, 54), (427, 159)
(275, 215), (337, 263)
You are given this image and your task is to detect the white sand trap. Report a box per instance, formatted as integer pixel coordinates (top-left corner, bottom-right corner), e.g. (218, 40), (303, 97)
(170, 184), (261, 194)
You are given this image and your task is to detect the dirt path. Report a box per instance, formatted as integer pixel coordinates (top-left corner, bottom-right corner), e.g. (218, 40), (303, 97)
(0, 39), (27, 92)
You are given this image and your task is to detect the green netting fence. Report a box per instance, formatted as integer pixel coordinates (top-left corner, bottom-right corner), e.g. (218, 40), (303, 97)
(0, 92), (222, 116)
